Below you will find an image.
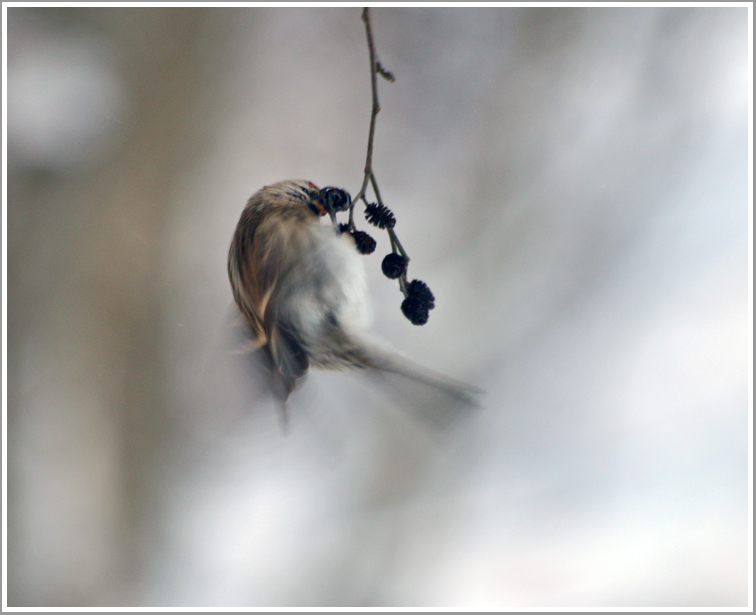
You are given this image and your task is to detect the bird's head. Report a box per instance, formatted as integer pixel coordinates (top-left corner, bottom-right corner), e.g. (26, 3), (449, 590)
(256, 180), (351, 224)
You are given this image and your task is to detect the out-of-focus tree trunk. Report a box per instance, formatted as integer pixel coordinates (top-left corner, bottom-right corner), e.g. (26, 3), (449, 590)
(7, 8), (207, 605)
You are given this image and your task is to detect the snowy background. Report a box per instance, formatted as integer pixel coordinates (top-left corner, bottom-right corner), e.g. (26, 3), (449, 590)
(5, 6), (751, 607)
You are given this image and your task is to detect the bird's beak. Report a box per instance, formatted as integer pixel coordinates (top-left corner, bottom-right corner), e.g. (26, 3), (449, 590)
(317, 199), (339, 226)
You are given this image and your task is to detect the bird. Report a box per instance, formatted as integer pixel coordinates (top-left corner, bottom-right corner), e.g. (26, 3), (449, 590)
(227, 180), (479, 428)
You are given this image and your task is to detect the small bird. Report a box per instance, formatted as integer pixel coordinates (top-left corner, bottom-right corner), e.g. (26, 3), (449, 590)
(227, 180), (478, 427)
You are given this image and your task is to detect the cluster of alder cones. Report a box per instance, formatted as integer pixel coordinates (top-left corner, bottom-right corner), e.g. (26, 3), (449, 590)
(325, 189), (435, 326)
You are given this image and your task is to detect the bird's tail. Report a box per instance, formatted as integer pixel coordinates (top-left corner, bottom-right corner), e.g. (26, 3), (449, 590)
(355, 339), (482, 430)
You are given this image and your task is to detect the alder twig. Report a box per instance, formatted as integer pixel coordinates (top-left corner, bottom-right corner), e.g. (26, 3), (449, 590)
(350, 7), (382, 224)
(346, 7), (436, 325)
(351, 8), (411, 295)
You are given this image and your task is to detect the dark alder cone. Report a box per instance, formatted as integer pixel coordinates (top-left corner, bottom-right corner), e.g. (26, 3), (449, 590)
(381, 253), (407, 279)
(351, 230), (377, 255)
(320, 187), (351, 213)
(401, 296), (429, 325)
(364, 202), (396, 229)
(401, 279), (436, 325)
(406, 279), (435, 310)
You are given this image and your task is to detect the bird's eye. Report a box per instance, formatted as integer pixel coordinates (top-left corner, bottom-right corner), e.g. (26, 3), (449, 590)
(319, 187), (351, 213)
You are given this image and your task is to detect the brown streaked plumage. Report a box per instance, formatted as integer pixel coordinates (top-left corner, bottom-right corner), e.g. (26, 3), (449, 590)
(227, 180), (479, 427)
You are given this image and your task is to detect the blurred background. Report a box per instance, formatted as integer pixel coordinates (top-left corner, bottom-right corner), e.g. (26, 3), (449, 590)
(4, 6), (750, 607)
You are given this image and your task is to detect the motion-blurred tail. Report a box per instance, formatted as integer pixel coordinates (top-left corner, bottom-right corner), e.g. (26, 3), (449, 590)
(359, 343), (482, 430)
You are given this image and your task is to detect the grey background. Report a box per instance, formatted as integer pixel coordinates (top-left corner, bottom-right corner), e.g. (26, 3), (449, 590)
(5, 6), (750, 607)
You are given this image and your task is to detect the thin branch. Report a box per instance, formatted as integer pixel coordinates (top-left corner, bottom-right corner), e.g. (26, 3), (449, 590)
(351, 7), (381, 220)
(351, 8), (412, 297)
(348, 7), (434, 322)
